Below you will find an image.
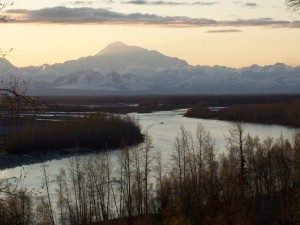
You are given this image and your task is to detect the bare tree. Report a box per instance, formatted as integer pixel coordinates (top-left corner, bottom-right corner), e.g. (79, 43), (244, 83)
(286, 0), (300, 13)
(0, 1), (13, 55)
(0, 2), (38, 125)
(293, 132), (300, 183)
(0, 173), (34, 225)
(0, 48), (13, 58)
(226, 122), (247, 178)
(141, 134), (155, 215)
(171, 125), (192, 196)
(292, 132), (300, 223)
(0, 76), (37, 123)
(41, 163), (55, 225)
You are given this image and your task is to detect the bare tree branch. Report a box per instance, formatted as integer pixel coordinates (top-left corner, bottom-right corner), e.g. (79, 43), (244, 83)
(286, 0), (300, 13)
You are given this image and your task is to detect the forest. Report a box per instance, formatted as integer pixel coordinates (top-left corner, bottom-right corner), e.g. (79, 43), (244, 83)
(0, 123), (299, 225)
(4, 113), (143, 154)
(185, 101), (300, 127)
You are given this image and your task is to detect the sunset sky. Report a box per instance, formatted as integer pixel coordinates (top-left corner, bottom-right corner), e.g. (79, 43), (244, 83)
(1, 0), (300, 68)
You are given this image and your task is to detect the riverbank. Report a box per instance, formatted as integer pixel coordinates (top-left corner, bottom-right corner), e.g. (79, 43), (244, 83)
(185, 102), (300, 128)
(0, 147), (111, 170)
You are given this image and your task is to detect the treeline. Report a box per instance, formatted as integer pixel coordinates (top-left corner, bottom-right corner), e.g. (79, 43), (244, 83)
(40, 94), (300, 109)
(34, 94), (300, 118)
(186, 101), (300, 127)
(0, 124), (299, 225)
(4, 113), (142, 154)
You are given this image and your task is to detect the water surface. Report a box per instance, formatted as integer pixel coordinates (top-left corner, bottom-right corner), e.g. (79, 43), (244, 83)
(0, 109), (296, 190)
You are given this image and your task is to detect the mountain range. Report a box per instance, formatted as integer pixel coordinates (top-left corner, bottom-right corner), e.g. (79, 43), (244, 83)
(0, 41), (300, 95)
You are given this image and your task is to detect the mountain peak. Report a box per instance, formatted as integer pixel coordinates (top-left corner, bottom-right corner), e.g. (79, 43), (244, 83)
(97, 41), (137, 55)
(108, 41), (128, 47)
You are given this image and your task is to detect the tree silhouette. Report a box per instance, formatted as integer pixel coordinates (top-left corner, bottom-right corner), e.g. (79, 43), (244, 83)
(0, 1), (13, 56)
(287, 0), (300, 13)
(0, 2), (38, 126)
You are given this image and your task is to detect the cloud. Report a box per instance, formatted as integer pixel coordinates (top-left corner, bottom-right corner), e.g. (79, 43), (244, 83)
(72, 1), (94, 5)
(70, 0), (113, 5)
(192, 2), (219, 6)
(5, 7), (300, 28)
(207, 29), (242, 33)
(242, 2), (259, 8)
(233, 1), (260, 8)
(124, 0), (147, 5)
(122, 1), (219, 6)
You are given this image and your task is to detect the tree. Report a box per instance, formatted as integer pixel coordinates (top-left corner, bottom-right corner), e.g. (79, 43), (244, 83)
(40, 163), (55, 225)
(0, 76), (37, 123)
(225, 122), (247, 198)
(0, 2), (37, 124)
(1, 1), (13, 56)
(292, 132), (300, 224)
(0, 17), (35, 216)
(286, 0), (300, 13)
(226, 122), (247, 176)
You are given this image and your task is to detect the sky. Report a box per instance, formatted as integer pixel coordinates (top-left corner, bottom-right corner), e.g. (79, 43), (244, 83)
(1, 0), (300, 68)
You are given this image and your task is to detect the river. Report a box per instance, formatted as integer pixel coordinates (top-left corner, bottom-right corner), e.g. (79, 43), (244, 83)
(0, 109), (296, 191)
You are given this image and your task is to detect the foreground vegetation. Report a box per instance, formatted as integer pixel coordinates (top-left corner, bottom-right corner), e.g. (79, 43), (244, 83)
(0, 123), (299, 225)
(1, 89), (300, 224)
(4, 113), (143, 154)
(186, 101), (300, 127)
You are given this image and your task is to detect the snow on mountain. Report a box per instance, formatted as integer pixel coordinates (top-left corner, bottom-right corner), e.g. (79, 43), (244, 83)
(97, 41), (142, 55)
(0, 42), (300, 95)
(0, 58), (19, 76)
(43, 41), (189, 77)
(0, 58), (14, 69)
(52, 70), (155, 91)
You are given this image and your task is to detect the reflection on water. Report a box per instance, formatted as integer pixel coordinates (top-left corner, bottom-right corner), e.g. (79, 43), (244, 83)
(0, 109), (296, 190)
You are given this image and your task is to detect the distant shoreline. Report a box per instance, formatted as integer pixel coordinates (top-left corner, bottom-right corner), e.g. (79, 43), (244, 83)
(185, 102), (300, 128)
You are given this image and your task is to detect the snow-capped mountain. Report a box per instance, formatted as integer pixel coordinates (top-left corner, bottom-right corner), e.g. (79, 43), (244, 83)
(52, 70), (155, 91)
(40, 41), (189, 78)
(0, 42), (300, 95)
